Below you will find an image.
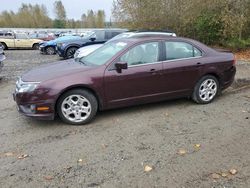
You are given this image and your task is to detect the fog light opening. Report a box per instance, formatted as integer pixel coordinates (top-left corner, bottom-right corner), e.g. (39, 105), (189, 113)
(37, 106), (50, 111)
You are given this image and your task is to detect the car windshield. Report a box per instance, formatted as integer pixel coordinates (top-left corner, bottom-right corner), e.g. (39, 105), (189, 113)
(80, 41), (128, 66)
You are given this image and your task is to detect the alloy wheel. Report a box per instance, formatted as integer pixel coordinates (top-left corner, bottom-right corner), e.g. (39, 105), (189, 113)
(66, 47), (77, 58)
(46, 47), (55, 55)
(199, 79), (217, 102)
(61, 95), (91, 123)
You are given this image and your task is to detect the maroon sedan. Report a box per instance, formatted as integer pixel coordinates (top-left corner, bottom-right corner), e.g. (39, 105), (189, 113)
(13, 36), (236, 125)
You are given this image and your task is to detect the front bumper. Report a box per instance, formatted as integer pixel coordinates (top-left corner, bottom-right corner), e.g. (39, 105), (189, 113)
(57, 47), (65, 57)
(13, 90), (56, 120)
(39, 46), (46, 54)
(57, 48), (64, 57)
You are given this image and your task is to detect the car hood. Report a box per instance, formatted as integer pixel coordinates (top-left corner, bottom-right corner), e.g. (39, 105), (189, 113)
(45, 40), (56, 46)
(22, 59), (92, 82)
(55, 36), (82, 42)
(44, 36), (83, 46)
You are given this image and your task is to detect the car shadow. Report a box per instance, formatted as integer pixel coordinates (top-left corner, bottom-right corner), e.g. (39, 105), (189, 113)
(94, 98), (192, 123)
(27, 98), (192, 128)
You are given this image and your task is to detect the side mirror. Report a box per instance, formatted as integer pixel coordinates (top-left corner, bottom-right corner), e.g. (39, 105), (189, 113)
(115, 62), (128, 73)
(90, 37), (96, 41)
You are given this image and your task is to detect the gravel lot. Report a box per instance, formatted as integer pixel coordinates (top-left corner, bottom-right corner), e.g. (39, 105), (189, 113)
(0, 50), (250, 188)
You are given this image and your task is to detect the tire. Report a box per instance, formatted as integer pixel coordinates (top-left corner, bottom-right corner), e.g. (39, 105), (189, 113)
(46, 46), (55, 55)
(57, 89), (98, 125)
(32, 43), (39, 50)
(66, 47), (78, 59)
(1, 43), (8, 50)
(192, 75), (220, 104)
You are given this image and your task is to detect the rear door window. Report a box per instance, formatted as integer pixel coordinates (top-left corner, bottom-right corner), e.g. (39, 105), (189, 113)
(165, 41), (202, 60)
(105, 31), (122, 40)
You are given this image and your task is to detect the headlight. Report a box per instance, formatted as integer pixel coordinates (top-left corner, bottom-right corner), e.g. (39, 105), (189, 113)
(16, 78), (40, 93)
(74, 50), (80, 59)
(57, 43), (64, 48)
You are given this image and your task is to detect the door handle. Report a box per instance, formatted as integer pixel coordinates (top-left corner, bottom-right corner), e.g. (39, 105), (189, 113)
(196, 62), (202, 65)
(149, 69), (157, 75)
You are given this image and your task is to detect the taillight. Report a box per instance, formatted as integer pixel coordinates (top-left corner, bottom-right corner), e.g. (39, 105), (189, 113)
(233, 55), (236, 65)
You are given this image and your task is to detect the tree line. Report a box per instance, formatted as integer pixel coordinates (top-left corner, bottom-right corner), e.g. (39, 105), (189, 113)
(113, 0), (250, 49)
(0, 1), (107, 28)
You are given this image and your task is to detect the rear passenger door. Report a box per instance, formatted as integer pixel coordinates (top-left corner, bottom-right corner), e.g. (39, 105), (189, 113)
(161, 41), (203, 95)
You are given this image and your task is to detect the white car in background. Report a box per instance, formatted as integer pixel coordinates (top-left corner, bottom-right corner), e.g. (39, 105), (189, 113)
(74, 44), (103, 61)
(74, 30), (177, 60)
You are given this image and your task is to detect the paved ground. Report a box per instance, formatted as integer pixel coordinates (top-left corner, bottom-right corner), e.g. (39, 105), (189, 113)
(0, 50), (250, 188)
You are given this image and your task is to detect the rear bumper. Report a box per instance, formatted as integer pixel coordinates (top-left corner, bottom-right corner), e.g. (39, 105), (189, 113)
(221, 66), (236, 90)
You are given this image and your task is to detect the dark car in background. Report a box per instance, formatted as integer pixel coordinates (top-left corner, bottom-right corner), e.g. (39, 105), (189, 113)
(0, 44), (6, 75)
(39, 35), (82, 55)
(13, 36), (236, 125)
(56, 29), (127, 59)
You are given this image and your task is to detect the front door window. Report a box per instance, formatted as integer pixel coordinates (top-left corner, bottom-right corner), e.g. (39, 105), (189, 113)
(120, 42), (159, 66)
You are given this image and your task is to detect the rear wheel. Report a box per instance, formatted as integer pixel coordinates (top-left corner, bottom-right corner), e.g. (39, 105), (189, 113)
(66, 47), (78, 59)
(1, 43), (8, 50)
(192, 75), (219, 104)
(46, 46), (55, 55)
(57, 89), (98, 125)
(32, 43), (39, 50)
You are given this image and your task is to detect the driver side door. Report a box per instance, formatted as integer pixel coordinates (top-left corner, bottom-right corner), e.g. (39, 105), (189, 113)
(14, 34), (31, 48)
(104, 41), (164, 109)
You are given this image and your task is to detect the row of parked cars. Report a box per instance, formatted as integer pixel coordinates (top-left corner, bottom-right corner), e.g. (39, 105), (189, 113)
(12, 28), (236, 125)
(0, 30), (88, 50)
(39, 29), (177, 59)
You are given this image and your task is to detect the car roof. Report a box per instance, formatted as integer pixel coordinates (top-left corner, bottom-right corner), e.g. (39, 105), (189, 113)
(112, 36), (213, 52)
(112, 36), (177, 43)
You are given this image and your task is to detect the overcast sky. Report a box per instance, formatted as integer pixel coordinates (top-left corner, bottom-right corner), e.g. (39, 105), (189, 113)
(0, 0), (114, 20)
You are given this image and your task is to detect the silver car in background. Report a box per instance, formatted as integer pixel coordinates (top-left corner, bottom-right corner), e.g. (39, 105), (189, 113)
(74, 44), (103, 61)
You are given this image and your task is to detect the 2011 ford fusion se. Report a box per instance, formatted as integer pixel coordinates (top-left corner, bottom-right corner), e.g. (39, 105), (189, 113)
(13, 36), (236, 125)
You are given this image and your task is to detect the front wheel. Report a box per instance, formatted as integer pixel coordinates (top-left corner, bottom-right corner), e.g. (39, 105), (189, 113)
(192, 75), (219, 104)
(66, 47), (78, 59)
(1, 43), (8, 50)
(57, 89), (98, 125)
(46, 46), (55, 55)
